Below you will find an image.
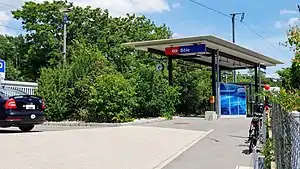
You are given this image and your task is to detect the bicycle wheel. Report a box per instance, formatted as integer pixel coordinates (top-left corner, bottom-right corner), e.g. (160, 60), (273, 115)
(249, 138), (254, 154)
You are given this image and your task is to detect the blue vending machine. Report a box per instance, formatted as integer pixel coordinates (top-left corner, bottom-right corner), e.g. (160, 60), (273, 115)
(220, 83), (247, 116)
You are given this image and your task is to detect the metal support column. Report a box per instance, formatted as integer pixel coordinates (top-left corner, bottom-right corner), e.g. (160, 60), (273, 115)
(258, 63), (261, 94)
(216, 50), (221, 118)
(249, 84), (253, 116)
(211, 51), (216, 111)
(168, 57), (173, 86)
(254, 64), (259, 103)
(219, 69), (222, 83)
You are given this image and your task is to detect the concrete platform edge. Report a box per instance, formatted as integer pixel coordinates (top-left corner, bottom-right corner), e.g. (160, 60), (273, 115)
(41, 117), (171, 127)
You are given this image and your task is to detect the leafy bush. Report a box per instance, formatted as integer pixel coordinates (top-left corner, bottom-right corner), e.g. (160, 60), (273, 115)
(174, 64), (211, 115)
(262, 138), (275, 169)
(132, 64), (180, 119)
(87, 73), (137, 123)
(66, 42), (117, 120)
(37, 67), (71, 121)
(36, 43), (118, 122)
(263, 89), (300, 112)
(37, 43), (181, 123)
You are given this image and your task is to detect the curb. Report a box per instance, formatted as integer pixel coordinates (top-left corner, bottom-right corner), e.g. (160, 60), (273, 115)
(41, 117), (173, 127)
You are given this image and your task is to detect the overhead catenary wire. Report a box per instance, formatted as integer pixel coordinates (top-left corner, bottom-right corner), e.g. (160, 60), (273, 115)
(188, 0), (280, 50)
(0, 0), (40, 8)
(0, 2), (17, 8)
(0, 2), (23, 32)
(0, 24), (23, 31)
(240, 21), (279, 49)
(0, 1), (44, 32)
(188, 0), (231, 18)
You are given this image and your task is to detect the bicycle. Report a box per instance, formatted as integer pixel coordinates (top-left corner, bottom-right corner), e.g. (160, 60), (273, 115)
(247, 103), (264, 153)
(248, 116), (260, 153)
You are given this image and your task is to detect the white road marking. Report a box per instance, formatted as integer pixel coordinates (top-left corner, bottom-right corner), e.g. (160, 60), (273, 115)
(154, 129), (214, 169)
(235, 166), (253, 169)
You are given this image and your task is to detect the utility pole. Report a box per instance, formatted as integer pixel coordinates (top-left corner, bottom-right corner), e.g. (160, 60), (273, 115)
(63, 14), (67, 65)
(230, 12), (245, 83)
(60, 8), (71, 65)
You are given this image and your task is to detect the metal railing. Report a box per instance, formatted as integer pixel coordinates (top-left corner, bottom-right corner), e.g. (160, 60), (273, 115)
(1, 80), (38, 95)
(271, 104), (300, 169)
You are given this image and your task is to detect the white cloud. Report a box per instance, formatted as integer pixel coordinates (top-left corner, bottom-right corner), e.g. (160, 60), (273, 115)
(275, 17), (300, 29)
(237, 36), (293, 75)
(0, 12), (13, 35)
(288, 17), (300, 26)
(0, 0), (171, 35)
(0, 3), (18, 35)
(0, 12), (11, 22)
(266, 73), (280, 79)
(29, 0), (171, 16)
(280, 9), (297, 15)
(0, 0), (33, 35)
(171, 32), (183, 39)
(171, 2), (180, 9)
(69, 0), (170, 16)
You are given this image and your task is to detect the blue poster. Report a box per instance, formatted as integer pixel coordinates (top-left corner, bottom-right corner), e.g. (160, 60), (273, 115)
(220, 83), (247, 115)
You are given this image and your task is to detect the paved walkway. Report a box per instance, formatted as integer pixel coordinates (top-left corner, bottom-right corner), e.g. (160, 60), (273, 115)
(0, 117), (253, 169)
(0, 125), (208, 169)
(141, 117), (253, 169)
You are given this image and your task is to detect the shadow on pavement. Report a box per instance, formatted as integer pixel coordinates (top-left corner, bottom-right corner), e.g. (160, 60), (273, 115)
(228, 134), (248, 139)
(207, 137), (220, 143)
(238, 144), (249, 148)
(242, 149), (250, 155)
(177, 114), (205, 118)
(0, 129), (41, 134)
(242, 148), (261, 156)
(173, 122), (190, 125)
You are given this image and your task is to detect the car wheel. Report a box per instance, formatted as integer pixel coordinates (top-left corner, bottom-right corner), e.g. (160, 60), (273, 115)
(18, 125), (34, 132)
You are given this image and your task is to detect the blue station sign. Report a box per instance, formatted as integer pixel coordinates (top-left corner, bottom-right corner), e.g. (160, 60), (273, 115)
(165, 44), (206, 55)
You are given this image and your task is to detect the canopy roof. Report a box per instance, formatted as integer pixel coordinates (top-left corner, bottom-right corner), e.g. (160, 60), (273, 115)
(122, 35), (283, 70)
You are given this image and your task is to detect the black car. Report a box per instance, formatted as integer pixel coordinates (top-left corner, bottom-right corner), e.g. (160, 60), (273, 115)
(0, 87), (46, 132)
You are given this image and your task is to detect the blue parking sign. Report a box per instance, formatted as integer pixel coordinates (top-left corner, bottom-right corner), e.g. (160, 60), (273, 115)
(0, 60), (6, 73)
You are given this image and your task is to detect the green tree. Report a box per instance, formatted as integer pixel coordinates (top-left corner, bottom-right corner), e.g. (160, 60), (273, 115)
(12, 1), (171, 80)
(132, 64), (180, 119)
(12, 0), (223, 121)
(275, 26), (300, 90)
(37, 43), (181, 122)
(277, 68), (291, 89)
(173, 61), (211, 115)
(37, 66), (71, 121)
(87, 73), (137, 123)
(0, 35), (28, 81)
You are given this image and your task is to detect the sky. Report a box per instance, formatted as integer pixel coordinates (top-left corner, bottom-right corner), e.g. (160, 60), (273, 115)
(0, 0), (298, 78)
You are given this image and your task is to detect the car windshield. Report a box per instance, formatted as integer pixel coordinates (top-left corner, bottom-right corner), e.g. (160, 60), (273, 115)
(0, 87), (28, 97)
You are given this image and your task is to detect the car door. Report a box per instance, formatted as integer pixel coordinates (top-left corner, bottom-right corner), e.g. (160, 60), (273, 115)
(0, 92), (7, 120)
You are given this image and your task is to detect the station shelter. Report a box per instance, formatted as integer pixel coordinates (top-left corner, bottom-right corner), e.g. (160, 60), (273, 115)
(122, 35), (283, 118)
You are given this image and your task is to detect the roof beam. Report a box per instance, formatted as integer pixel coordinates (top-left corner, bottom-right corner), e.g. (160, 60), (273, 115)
(147, 47), (256, 70)
(148, 48), (232, 69)
(147, 48), (165, 55)
(122, 35), (283, 67)
(205, 47), (266, 69)
(181, 58), (232, 70)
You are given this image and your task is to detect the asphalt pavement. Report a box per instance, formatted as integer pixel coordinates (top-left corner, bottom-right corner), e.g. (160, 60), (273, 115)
(0, 125), (101, 133)
(0, 117), (253, 169)
(0, 123), (208, 169)
(141, 117), (254, 169)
